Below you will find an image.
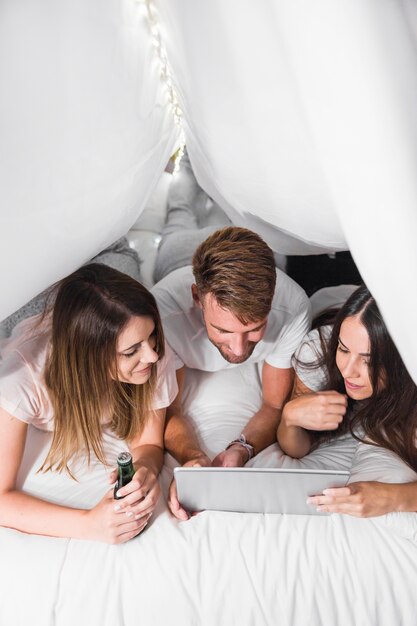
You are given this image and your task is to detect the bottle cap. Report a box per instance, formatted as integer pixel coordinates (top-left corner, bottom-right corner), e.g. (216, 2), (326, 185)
(117, 451), (133, 466)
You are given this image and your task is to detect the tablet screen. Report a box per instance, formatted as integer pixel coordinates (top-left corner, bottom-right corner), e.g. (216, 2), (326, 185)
(174, 467), (349, 515)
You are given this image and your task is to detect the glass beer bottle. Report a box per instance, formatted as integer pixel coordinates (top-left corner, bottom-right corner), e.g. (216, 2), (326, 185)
(114, 452), (135, 500)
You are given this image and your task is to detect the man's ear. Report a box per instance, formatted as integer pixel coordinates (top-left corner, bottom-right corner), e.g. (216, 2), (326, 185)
(191, 284), (203, 308)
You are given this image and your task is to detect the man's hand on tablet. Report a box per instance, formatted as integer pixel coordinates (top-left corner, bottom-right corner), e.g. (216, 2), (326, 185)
(211, 445), (248, 467)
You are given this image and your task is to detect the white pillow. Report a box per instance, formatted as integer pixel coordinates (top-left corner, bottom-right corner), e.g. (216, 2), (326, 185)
(349, 441), (417, 484)
(181, 361), (263, 458)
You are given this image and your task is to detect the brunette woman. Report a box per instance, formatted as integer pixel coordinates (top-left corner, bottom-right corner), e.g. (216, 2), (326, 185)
(277, 285), (417, 516)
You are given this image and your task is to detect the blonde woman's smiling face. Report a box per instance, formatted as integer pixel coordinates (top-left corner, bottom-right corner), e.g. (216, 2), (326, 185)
(335, 315), (373, 400)
(115, 316), (158, 384)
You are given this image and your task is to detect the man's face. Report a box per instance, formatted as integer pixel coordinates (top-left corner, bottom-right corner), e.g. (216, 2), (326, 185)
(195, 290), (268, 364)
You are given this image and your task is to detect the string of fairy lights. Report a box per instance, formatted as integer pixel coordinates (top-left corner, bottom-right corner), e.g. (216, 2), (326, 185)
(143, 0), (185, 173)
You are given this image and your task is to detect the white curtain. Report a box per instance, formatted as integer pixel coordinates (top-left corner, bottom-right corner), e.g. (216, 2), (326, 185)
(1, 0), (417, 379)
(156, 0), (417, 381)
(0, 0), (178, 320)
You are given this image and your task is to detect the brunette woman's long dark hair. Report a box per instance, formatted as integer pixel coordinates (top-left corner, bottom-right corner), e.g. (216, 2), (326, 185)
(303, 285), (417, 472)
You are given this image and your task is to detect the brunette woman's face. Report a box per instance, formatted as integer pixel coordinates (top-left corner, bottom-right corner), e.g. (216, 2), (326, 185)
(335, 315), (373, 400)
(115, 316), (158, 384)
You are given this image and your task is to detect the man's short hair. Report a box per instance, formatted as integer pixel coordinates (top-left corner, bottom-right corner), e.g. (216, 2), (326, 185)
(192, 226), (276, 323)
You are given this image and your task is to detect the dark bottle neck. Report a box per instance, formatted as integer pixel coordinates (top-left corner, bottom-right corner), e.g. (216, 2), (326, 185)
(114, 461), (135, 500)
(118, 464), (135, 482)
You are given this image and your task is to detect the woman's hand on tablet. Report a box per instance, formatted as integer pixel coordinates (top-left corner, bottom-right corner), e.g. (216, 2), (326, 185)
(306, 481), (401, 517)
(168, 455), (211, 521)
(282, 391), (347, 431)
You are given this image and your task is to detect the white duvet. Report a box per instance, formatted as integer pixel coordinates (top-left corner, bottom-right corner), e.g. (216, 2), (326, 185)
(1, 363), (417, 626)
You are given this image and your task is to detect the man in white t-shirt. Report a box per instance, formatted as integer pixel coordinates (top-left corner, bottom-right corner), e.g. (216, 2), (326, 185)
(151, 226), (311, 518)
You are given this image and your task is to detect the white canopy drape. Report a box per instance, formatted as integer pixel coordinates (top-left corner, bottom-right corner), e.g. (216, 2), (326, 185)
(0, 0), (178, 318)
(1, 0), (417, 378)
(156, 0), (417, 378)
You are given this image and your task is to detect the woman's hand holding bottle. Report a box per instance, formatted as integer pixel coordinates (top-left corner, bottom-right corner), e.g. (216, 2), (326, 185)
(111, 463), (161, 519)
(83, 486), (152, 544)
(83, 452), (160, 544)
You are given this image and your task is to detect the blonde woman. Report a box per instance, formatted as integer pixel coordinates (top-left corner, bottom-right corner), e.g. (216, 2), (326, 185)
(0, 264), (178, 543)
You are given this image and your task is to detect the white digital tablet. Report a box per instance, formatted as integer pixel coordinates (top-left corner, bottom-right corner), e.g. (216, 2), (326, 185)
(174, 467), (349, 516)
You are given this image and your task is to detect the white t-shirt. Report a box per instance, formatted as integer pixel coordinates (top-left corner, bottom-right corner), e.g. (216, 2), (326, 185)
(0, 317), (178, 432)
(151, 266), (311, 372)
(292, 326), (331, 391)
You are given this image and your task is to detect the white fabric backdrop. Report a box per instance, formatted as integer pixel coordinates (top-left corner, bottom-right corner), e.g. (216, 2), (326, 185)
(156, 0), (417, 380)
(1, 0), (417, 379)
(0, 0), (178, 320)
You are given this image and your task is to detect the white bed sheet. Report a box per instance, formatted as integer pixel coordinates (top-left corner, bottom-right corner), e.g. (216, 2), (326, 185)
(1, 363), (417, 626)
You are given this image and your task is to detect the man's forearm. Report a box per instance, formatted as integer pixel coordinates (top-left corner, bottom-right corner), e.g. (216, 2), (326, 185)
(164, 412), (205, 465)
(240, 403), (281, 457)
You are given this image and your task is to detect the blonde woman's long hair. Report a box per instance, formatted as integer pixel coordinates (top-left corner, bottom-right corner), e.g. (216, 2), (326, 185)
(40, 263), (165, 476)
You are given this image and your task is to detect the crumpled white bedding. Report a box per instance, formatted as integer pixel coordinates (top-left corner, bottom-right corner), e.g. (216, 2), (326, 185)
(1, 363), (417, 626)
